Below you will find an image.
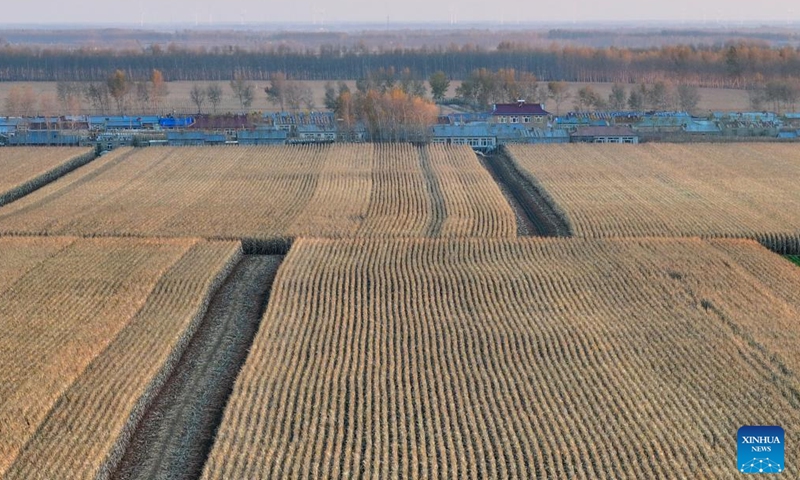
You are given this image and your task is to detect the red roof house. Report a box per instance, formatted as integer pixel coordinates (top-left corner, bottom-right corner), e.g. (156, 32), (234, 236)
(490, 100), (550, 125)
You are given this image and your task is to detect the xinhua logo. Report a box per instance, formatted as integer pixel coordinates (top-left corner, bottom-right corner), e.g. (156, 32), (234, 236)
(738, 426), (784, 474)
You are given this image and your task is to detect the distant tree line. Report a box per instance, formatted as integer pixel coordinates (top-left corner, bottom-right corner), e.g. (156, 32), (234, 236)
(1, 42), (800, 88)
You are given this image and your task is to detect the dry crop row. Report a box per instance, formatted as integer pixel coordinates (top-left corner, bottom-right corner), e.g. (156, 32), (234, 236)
(0, 147), (94, 206)
(506, 143), (800, 251)
(0, 236), (241, 479)
(0, 144), (517, 240)
(203, 237), (799, 479)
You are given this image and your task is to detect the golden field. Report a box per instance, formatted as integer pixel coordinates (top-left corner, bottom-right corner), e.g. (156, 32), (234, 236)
(0, 141), (798, 478)
(0, 147), (94, 205)
(0, 236), (240, 478)
(0, 144), (517, 240)
(506, 143), (800, 252)
(203, 237), (799, 479)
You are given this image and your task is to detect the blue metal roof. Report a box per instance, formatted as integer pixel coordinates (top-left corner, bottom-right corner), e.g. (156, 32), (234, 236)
(238, 130), (288, 140)
(554, 116), (608, 127)
(159, 117), (195, 128)
(296, 124), (337, 133)
(531, 128), (570, 138)
(712, 112), (780, 122)
(432, 123), (533, 139)
(432, 124), (493, 138)
(0, 118), (24, 127)
(683, 120), (722, 134)
(494, 124), (535, 140)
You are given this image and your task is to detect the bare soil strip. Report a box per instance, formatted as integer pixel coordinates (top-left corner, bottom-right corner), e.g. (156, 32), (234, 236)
(112, 254), (284, 480)
(480, 150), (572, 237)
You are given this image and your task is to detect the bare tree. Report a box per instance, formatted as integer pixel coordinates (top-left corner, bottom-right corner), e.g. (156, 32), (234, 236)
(676, 84), (701, 113)
(135, 82), (151, 113)
(547, 81), (571, 115)
(56, 82), (83, 115)
(230, 75), (255, 110)
(190, 84), (207, 113)
(84, 82), (111, 114)
(4, 85), (36, 117)
(207, 84), (222, 113)
(38, 94), (57, 128)
(266, 72), (315, 111)
(608, 83), (627, 110)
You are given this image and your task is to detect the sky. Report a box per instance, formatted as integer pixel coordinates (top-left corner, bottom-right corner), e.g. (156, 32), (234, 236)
(1, 0), (799, 25)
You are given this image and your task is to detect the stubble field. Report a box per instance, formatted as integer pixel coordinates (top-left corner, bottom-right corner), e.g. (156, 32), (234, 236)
(0, 142), (798, 479)
(0, 144), (517, 241)
(202, 236), (800, 479)
(506, 143), (800, 252)
(0, 147), (94, 206)
(0, 236), (240, 479)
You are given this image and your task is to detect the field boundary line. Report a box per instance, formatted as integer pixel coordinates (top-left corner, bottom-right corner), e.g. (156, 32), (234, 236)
(0, 149), (96, 208)
(0, 148), (136, 223)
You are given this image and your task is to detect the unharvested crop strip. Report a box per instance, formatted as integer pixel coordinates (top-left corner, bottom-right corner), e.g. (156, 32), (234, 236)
(112, 254), (285, 480)
(0, 149), (96, 207)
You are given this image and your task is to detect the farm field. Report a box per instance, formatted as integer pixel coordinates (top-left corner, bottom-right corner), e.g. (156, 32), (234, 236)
(0, 147), (94, 206)
(0, 236), (241, 479)
(0, 81), (752, 116)
(203, 237), (800, 479)
(0, 144), (517, 240)
(506, 143), (800, 252)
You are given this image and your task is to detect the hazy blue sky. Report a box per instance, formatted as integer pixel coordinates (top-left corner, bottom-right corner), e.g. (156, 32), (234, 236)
(2, 0), (799, 25)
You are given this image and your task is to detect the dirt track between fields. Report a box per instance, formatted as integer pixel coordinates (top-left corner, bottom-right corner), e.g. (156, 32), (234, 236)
(113, 254), (284, 480)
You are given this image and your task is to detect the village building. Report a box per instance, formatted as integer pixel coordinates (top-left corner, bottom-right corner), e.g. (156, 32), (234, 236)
(489, 101), (550, 127)
(571, 126), (639, 144)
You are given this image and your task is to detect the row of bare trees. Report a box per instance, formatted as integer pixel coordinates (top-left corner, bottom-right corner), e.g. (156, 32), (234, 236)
(3, 69), (170, 116)
(571, 83), (702, 113)
(448, 70), (703, 114)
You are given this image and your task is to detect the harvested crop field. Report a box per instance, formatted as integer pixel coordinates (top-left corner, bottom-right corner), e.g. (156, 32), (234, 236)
(0, 147), (94, 206)
(0, 236), (241, 479)
(202, 237), (800, 479)
(506, 143), (800, 252)
(0, 144), (516, 241)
